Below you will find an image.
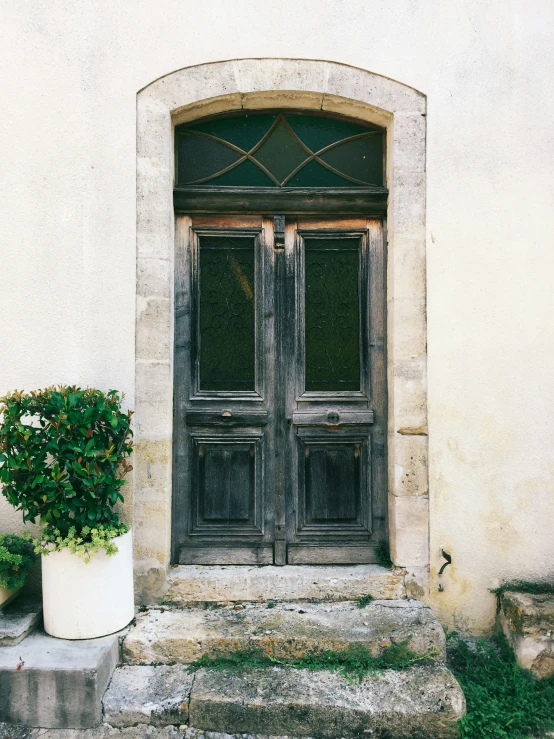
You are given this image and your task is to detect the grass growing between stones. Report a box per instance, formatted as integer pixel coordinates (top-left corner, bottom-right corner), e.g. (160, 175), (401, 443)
(490, 581), (554, 596)
(187, 640), (438, 682)
(447, 632), (554, 739)
(356, 594), (375, 608)
(375, 541), (393, 569)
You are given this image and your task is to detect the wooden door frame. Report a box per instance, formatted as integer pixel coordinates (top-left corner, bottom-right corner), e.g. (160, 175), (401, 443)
(134, 60), (428, 604)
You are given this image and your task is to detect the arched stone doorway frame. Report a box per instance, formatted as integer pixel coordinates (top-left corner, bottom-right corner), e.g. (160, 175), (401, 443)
(134, 59), (428, 602)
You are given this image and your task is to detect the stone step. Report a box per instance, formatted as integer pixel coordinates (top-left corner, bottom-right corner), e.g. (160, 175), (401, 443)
(122, 599), (445, 665)
(0, 598), (42, 647)
(498, 589), (554, 677)
(0, 631), (118, 728)
(103, 664), (465, 738)
(165, 565), (406, 605)
(103, 665), (193, 727)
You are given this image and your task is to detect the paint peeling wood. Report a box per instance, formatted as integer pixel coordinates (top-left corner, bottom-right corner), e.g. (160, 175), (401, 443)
(174, 187), (388, 215)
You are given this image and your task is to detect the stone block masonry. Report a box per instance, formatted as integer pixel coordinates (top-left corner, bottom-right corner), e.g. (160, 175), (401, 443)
(498, 590), (554, 678)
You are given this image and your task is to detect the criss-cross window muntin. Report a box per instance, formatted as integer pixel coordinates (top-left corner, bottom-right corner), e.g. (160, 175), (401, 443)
(175, 112), (385, 189)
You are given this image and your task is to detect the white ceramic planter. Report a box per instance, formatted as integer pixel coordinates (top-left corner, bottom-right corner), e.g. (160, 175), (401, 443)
(0, 585), (21, 610)
(41, 529), (134, 639)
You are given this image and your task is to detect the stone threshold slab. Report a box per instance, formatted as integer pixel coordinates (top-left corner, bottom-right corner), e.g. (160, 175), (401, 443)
(123, 599), (445, 665)
(165, 565), (406, 605)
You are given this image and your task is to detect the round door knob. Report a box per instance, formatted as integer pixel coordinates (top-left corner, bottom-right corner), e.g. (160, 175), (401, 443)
(327, 411), (340, 424)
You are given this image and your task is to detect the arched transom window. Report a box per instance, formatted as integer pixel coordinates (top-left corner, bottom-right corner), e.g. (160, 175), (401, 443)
(175, 112), (385, 188)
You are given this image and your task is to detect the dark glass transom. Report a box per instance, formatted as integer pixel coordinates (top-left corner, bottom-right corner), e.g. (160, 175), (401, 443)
(176, 113), (384, 188)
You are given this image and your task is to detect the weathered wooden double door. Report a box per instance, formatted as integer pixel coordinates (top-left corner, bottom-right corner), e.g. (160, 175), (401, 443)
(173, 214), (386, 565)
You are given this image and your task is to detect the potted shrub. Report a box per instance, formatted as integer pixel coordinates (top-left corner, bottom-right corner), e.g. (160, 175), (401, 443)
(0, 533), (36, 609)
(0, 386), (134, 639)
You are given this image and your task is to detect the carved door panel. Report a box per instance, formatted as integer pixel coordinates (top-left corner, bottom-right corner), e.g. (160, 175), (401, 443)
(282, 218), (387, 564)
(173, 215), (386, 565)
(173, 215), (276, 564)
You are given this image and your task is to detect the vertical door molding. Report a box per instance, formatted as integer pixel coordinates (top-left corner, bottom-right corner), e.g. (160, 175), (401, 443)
(135, 59), (427, 603)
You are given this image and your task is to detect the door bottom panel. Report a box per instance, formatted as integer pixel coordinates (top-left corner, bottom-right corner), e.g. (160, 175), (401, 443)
(179, 544), (274, 565)
(286, 544), (380, 565)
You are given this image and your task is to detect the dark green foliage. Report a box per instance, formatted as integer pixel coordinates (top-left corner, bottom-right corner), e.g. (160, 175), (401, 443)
(266, 601), (276, 609)
(448, 632), (554, 738)
(0, 387), (133, 542)
(375, 540), (392, 569)
(187, 640), (438, 682)
(0, 533), (36, 590)
(491, 581), (554, 596)
(357, 594), (374, 608)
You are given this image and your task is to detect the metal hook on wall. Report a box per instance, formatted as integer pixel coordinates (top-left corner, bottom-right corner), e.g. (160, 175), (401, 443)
(438, 549), (452, 576)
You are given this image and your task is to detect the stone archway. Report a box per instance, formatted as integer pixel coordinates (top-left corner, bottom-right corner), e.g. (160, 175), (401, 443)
(134, 59), (427, 602)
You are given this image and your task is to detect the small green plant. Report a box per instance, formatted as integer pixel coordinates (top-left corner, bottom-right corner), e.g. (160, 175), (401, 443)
(187, 640), (438, 683)
(357, 594), (374, 608)
(34, 524), (128, 563)
(0, 386), (133, 557)
(0, 533), (36, 590)
(266, 601), (276, 609)
(375, 541), (392, 568)
(491, 580), (554, 597)
(448, 631), (554, 739)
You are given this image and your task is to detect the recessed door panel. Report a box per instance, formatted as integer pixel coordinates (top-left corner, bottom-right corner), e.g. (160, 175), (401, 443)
(191, 434), (263, 533)
(298, 434), (371, 530)
(304, 238), (361, 392)
(198, 235), (256, 392)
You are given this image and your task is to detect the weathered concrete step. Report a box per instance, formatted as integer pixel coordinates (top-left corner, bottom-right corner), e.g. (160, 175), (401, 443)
(104, 665), (193, 727)
(498, 589), (554, 677)
(103, 664), (465, 738)
(122, 600), (445, 665)
(0, 631), (118, 728)
(0, 727), (322, 739)
(165, 565), (406, 605)
(0, 598), (42, 647)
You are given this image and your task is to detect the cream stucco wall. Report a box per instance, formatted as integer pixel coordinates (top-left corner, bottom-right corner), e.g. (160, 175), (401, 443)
(1, 0), (554, 632)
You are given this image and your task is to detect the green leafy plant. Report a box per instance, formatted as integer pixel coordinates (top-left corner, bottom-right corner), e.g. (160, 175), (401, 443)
(33, 524), (128, 563)
(448, 631), (554, 738)
(0, 386), (133, 557)
(375, 541), (393, 568)
(187, 640), (438, 683)
(357, 594), (374, 608)
(491, 581), (554, 597)
(0, 533), (36, 590)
